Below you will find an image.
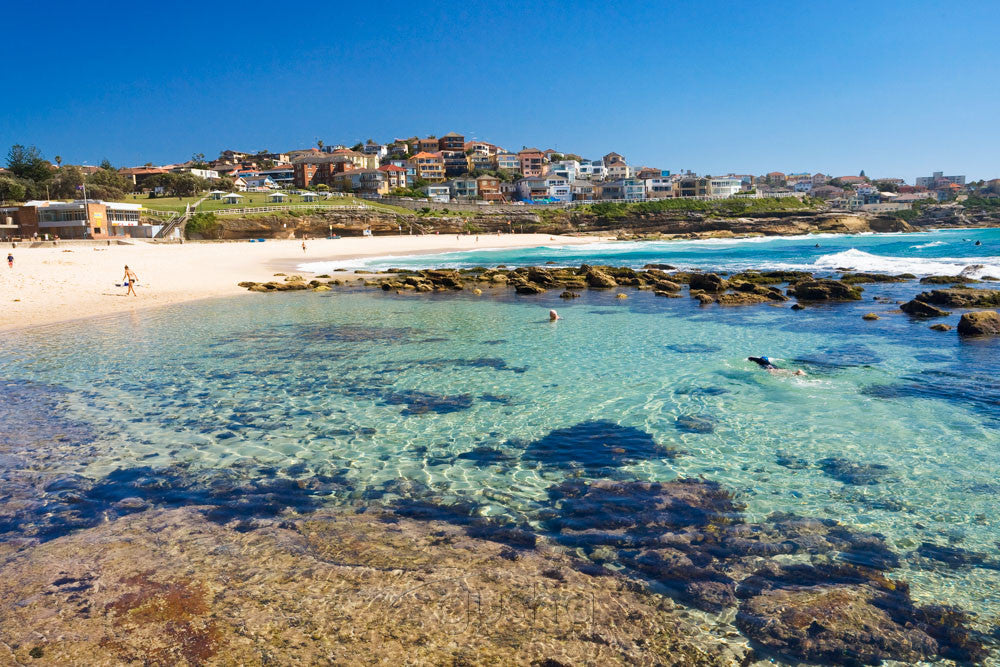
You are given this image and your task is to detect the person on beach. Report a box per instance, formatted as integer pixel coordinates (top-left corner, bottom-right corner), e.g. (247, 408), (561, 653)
(6, 253), (12, 269)
(748, 356), (805, 376)
(549, 309), (560, 321)
(302, 241), (307, 253)
(122, 265), (138, 297)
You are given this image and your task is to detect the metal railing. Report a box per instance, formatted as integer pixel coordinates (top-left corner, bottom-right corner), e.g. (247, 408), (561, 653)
(212, 204), (373, 216)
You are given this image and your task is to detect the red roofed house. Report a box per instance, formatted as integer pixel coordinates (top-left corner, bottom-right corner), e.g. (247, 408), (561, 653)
(378, 164), (408, 190)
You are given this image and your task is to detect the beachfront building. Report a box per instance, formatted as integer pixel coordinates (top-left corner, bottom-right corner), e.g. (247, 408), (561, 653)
(676, 176), (710, 198)
(447, 178), (478, 199)
(517, 149), (547, 177)
(642, 174), (675, 199)
(409, 152), (446, 182)
(496, 152), (521, 174)
(476, 175), (503, 201)
(421, 184), (450, 202)
(243, 176), (278, 191)
(596, 178), (645, 201)
(915, 171), (966, 188)
(577, 160), (607, 180)
(708, 177), (743, 198)
(516, 175), (571, 202)
(1, 199), (146, 239)
(331, 169), (388, 195)
(570, 179), (596, 201)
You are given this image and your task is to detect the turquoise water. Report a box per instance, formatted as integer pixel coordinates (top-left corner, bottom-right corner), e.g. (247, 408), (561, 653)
(4, 229), (1000, 657)
(304, 226), (1000, 277)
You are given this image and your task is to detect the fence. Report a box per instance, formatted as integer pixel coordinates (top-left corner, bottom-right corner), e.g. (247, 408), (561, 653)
(211, 204), (373, 216)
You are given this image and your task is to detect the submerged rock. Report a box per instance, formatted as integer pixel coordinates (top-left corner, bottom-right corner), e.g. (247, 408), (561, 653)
(817, 457), (890, 485)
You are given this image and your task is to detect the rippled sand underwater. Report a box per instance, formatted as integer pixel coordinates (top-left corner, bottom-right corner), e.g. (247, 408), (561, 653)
(2, 280), (999, 663)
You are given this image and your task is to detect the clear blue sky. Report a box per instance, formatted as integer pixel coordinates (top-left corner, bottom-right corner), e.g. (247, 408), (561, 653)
(3, 0), (998, 181)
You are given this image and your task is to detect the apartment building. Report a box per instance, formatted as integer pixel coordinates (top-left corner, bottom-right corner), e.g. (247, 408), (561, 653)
(409, 152), (446, 181)
(915, 171), (966, 188)
(496, 153), (521, 173)
(438, 132), (465, 152)
(517, 148), (547, 177)
(708, 177), (743, 197)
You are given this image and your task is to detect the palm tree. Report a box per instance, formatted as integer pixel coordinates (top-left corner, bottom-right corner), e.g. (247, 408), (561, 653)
(55, 155), (62, 167)
(317, 139), (324, 151)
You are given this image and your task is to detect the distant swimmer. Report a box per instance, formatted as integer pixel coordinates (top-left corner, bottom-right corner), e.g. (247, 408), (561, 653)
(549, 309), (560, 321)
(975, 240), (982, 246)
(748, 356), (805, 376)
(815, 243), (820, 248)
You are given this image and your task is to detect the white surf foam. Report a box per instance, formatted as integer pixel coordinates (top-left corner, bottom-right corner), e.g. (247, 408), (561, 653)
(811, 249), (1000, 277)
(910, 241), (947, 249)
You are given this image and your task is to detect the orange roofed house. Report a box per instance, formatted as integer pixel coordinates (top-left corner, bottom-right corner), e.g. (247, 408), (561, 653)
(408, 152), (445, 182)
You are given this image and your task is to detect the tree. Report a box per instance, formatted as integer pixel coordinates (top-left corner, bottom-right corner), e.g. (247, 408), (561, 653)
(50, 165), (85, 198)
(87, 166), (130, 200)
(0, 177), (27, 204)
(6, 144), (51, 182)
(54, 155), (62, 166)
(317, 139), (324, 150)
(100, 158), (115, 171)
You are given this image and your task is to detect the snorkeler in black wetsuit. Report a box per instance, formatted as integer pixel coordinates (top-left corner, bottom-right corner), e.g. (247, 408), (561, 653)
(749, 356), (807, 375)
(748, 356), (777, 369)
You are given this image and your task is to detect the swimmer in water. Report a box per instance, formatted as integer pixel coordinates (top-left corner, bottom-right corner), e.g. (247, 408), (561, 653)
(748, 356), (806, 376)
(549, 309), (560, 321)
(975, 240), (982, 246)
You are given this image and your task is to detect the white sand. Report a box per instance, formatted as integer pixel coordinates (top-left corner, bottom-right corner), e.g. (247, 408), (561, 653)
(2, 234), (610, 331)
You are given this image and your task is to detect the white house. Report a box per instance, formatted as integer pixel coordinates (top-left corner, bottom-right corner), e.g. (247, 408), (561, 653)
(577, 160), (607, 180)
(421, 184), (451, 202)
(362, 143), (389, 159)
(516, 175), (571, 202)
(643, 176), (674, 199)
(708, 177), (743, 198)
(548, 160), (580, 181)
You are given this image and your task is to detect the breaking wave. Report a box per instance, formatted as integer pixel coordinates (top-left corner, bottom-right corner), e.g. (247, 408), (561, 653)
(811, 249), (1000, 277)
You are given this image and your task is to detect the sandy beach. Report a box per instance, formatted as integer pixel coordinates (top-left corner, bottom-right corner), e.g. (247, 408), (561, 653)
(1, 234), (610, 331)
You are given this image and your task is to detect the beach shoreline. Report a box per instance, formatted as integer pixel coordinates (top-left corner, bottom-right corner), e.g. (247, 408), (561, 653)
(3, 234), (612, 332)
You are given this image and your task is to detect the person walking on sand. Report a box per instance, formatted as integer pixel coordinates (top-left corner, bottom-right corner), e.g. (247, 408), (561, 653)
(302, 240), (307, 253)
(122, 265), (139, 297)
(6, 253), (12, 269)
